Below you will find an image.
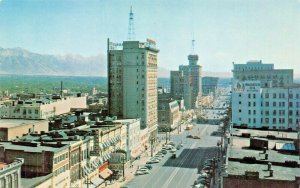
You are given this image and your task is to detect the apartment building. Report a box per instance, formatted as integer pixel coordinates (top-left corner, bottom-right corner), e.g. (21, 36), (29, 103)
(108, 39), (159, 141)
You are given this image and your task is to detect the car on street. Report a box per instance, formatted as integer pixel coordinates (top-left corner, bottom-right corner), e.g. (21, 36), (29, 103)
(193, 136), (201, 139)
(135, 171), (144, 175)
(146, 160), (158, 164)
(160, 150), (167, 154)
(170, 148), (177, 153)
(187, 134), (193, 138)
(144, 164), (153, 170)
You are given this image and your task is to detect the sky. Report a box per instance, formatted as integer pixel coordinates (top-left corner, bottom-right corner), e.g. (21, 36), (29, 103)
(0, 0), (300, 76)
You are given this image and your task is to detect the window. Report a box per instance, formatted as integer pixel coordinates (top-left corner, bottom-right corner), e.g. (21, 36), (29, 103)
(273, 102), (276, 107)
(253, 118), (256, 123)
(265, 93), (269, 98)
(253, 94), (256, 98)
(273, 93), (276, 98)
(273, 118), (276, 124)
(239, 101), (241, 104)
(265, 118), (269, 123)
(253, 110), (256, 115)
(248, 118), (251, 123)
(248, 102), (251, 107)
(248, 94), (251, 98)
(239, 109), (242, 113)
(239, 94), (242, 97)
(253, 102), (256, 106)
(248, 110), (251, 114)
(289, 110), (293, 116)
(265, 102), (269, 107)
(289, 102), (293, 107)
(289, 94), (293, 99)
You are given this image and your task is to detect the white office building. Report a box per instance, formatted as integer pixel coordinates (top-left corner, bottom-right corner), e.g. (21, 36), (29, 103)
(232, 80), (300, 130)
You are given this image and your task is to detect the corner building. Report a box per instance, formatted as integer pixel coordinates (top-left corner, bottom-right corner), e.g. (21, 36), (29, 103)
(108, 39), (159, 140)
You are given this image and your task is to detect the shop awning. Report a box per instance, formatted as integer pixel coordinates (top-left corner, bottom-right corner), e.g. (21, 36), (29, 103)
(99, 168), (113, 179)
(91, 177), (104, 186)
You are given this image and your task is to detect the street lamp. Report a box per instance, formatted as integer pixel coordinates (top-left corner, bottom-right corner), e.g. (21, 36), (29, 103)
(122, 155), (126, 181)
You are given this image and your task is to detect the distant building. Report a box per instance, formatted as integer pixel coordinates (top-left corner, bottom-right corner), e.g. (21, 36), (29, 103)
(232, 80), (300, 130)
(232, 60), (293, 88)
(108, 39), (159, 141)
(0, 95), (86, 120)
(0, 119), (48, 141)
(170, 43), (202, 110)
(0, 158), (24, 188)
(202, 76), (219, 96)
(157, 93), (181, 131)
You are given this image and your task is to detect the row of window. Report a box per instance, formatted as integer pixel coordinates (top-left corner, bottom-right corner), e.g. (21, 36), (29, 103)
(0, 173), (18, 188)
(239, 93), (300, 99)
(54, 164), (68, 176)
(238, 117), (299, 124)
(54, 153), (68, 164)
(238, 101), (300, 108)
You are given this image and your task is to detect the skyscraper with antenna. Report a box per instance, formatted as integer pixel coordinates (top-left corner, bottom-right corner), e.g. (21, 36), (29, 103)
(171, 39), (202, 110)
(127, 6), (135, 41)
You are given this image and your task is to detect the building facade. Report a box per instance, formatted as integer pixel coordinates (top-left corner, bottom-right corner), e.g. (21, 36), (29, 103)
(0, 96), (86, 120)
(232, 60), (293, 88)
(108, 39), (159, 141)
(232, 80), (300, 130)
(202, 76), (219, 96)
(157, 94), (181, 131)
(0, 158), (23, 188)
(170, 53), (202, 110)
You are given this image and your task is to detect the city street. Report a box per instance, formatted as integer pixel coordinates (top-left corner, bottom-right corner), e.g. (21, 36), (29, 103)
(125, 123), (220, 188)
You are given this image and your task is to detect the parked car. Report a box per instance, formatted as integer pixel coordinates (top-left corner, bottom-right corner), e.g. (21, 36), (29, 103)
(171, 153), (177, 159)
(187, 134), (193, 138)
(146, 160), (159, 164)
(193, 136), (201, 139)
(170, 148), (177, 153)
(135, 171), (144, 175)
(144, 164), (153, 170)
(160, 150), (167, 154)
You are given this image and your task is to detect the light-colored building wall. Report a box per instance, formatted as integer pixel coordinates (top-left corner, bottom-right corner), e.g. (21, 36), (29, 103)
(0, 119), (48, 141)
(0, 96), (86, 120)
(108, 39), (159, 141)
(232, 60), (293, 88)
(232, 80), (300, 130)
(0, 158), (23, 188)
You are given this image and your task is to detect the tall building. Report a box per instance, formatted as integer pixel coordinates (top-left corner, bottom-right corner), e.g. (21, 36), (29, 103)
(170, 40), (202, 110)
(108, 39), (159, 140)
(232, 60), (293, 87)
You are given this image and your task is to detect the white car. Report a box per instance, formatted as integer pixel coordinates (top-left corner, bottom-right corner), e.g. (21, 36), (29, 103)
(135, 171), (144, 175)
(170, 148), (177, 153)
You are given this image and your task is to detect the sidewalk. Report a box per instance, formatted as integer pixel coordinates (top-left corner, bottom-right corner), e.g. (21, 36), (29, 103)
(105, 124), (188, 188)
(105, 141), (165, 188)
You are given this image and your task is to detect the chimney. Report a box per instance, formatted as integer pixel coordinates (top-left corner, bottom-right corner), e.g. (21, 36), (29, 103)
(267, 162), (272, 170)
(265, 153), (268, 160)
(269, 169), (273, 177)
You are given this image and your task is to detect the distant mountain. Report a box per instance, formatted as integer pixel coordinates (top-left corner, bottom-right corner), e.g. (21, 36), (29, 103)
(0, 47), (232, 78)
(0, 47), (106, 76)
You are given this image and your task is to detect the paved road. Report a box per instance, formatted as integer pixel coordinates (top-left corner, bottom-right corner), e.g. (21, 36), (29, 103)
(125, 123), (220, 188)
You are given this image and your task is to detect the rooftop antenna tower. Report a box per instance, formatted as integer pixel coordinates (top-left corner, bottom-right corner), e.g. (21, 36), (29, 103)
(127, 6), (135, 41)
(191, 34), (195, 55)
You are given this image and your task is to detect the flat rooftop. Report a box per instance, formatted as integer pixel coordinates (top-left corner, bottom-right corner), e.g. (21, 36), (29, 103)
(227, 161), (299, 181)
(226, 129), (300, 181)
(0, 119), (47, 128)
(0, 141), (68, 153)
(232, 128), (298, 139)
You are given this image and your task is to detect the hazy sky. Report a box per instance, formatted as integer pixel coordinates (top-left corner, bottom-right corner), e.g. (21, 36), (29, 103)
(0, 0), (300, 76)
